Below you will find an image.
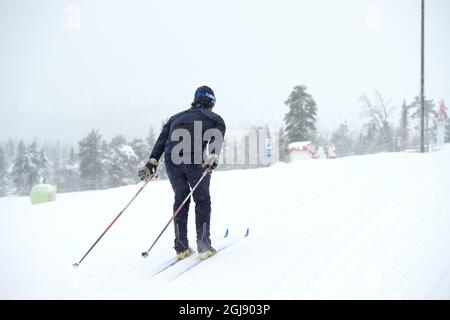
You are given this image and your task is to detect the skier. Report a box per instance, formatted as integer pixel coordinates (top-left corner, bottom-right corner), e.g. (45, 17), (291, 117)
(138, 86), (226, 260)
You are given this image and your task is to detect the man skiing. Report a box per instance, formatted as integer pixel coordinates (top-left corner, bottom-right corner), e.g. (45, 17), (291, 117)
(138, 86), (226, 260)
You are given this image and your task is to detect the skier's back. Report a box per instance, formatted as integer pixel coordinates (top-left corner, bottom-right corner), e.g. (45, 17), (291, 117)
(138, 86), (226, 260)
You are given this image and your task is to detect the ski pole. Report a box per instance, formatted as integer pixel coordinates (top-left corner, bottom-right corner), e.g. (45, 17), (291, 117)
(73, 175), (155, 268)
(141, 168), (211, 258)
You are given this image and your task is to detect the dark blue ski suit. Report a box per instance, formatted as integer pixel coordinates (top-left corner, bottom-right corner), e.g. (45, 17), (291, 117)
(150, 105), (226, 253)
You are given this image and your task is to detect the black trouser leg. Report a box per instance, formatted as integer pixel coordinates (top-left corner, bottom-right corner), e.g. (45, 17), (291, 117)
(166, 161), (191, 252)
(184, 164), (211, 252)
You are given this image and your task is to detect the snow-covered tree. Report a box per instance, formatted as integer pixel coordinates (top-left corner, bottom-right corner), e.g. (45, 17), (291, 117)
(331, 122), (354, 156)
(0, 148), (10, 197)
(27, 140), (40, 186)
(398, 100), (410, 149)
(59, 147), (79, 192)
(11, 141), (32, 195)
(437, 100), (450, 143)
(38, 148), (50, 183)
(284, 85), (318, 144)
(356, 122), (377, 154)
(78, 129), (105, 190)
(130, 138), (148, 165)
(106, 135), (138, 187)
(49, 142), (63, 188)
(5, 139), (15, 168)
(408, 96), (435, 145)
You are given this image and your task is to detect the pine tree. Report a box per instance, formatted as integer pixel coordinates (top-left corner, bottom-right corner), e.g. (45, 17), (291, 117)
(38, 148), (50, 183)
(439, 101), (450, 143)
(11, 141), (32, 195)
(107, 139), (123, 188)
(60, 147), (79, 192)
(130, 138), (148, 164)
(409, 96), (435, 144)
(78, 129), (105, 190)
(331, 122), (354, 156)
(69, 147), (76, 165)
(27, 140), (40, 186)
(50, 142), (63, 188)
(120, 144), (138, 183)
(356, 122), (378, 154)
(284, 85), (318, 144)
(0, 148), (10, 196)
(5, 139), (15, 168)
(107, 135), (138, 187)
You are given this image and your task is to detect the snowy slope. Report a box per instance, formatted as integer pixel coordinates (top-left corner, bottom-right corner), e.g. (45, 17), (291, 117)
(1, 146), (450, 299)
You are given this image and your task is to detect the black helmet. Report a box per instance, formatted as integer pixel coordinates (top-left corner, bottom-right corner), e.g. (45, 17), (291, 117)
(192, 86), (216, 108)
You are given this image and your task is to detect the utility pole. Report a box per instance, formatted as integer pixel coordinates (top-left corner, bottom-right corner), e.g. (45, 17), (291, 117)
(420, 0), (425, 152)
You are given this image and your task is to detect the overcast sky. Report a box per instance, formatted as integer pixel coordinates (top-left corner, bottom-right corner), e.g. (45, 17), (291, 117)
(1, 0), (449, 144)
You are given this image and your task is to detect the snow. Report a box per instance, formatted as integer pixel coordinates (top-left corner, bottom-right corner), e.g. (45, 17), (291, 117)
(32, 184), (56, 193)
(119, 145), (137, 159)
(1, 146), (450, 299)
(287, 141), (312, 150)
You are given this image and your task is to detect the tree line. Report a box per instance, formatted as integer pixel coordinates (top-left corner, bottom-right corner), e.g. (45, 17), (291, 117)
(1, 85), (449, 197)
(281, 85), (450, 158)
(0, 127), (159, 197)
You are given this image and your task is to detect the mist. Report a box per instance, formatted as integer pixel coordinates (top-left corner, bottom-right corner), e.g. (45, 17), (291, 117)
(1, 0), (449, 144)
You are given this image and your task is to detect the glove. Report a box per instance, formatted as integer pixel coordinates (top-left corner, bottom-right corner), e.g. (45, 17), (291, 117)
(202, 154), (219, 171)
(138, 158), (158, 181)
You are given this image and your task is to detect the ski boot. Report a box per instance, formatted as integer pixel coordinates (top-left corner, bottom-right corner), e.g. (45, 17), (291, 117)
(176, 248), (193, 260)
(199, 246), (216, 260)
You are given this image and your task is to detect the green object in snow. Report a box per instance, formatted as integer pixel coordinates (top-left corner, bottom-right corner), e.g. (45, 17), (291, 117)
(30, 184), (57, 205)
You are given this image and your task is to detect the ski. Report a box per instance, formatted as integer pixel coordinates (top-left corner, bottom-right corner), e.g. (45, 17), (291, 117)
(170, 228), (249, 281)
(149, 229), (229, 278)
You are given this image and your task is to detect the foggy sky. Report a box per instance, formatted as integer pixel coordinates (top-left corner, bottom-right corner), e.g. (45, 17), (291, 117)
(1, 0), (449, 144)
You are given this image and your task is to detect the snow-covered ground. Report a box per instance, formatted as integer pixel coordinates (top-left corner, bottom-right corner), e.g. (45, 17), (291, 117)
(1, 146), (450, 299)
